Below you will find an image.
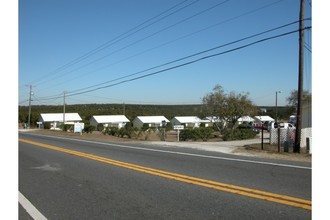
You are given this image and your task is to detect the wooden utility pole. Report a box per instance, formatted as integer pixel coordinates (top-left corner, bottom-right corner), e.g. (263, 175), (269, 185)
(63, 91), (66, 127)
(27, 85), (32, 129)
(294, 0), (305, 153)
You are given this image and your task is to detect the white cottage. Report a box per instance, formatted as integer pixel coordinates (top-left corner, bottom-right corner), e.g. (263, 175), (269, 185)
(132, 116), (169, 129)
(171, 116), (202, 128)
(38, 113), (82, 129)
(254, 116), (275, 125)
(237, 116), (255, 124)
(90, 115), (130, 129)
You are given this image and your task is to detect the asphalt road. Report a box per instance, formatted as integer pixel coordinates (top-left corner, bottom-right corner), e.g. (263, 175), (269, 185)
(19, 132), (311, 220)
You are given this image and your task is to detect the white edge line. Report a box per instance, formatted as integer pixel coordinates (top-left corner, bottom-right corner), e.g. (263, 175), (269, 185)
(19, 191), (47, 220)
(21, 132), (311, 170)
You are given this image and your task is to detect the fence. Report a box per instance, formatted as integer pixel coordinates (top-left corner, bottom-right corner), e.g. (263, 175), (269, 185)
(269, 127), (312, 148)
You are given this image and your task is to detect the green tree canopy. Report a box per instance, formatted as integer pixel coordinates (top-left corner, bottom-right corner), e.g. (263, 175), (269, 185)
(286, 90), (312, 107)
(202, 84), (257, 130)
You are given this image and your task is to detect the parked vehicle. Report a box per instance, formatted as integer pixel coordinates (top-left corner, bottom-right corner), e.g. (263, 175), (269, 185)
(289, 115), (297, 126)
(252, 123), (268, 131)
(238, 124), (260, 133)
(279, 122), (295, 129)
(268, 122), (295, 131)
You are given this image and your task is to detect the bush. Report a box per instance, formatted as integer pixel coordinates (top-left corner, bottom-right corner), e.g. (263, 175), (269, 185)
(222, 128), (257, 141)
(179, 127), (214, 142)
(141, 124), (150, 131)
(97, 124), (104, 131)
(84, 125), (96, 134)
(123, 125), (135, 138)
(198, 127), (213, 141)
(60, 124), (72, 132)
(105, 127), (118, 136)
(118, 128), (127, 138)
(179, 128), (193, 141)
(104, 126), (134, 138)
(44, 122), (51, 129)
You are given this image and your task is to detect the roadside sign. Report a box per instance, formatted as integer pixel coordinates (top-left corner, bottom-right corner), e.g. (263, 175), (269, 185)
(173, 125), (184, 142)
(74, 122), (84, 134)
(173, 125), (184, 130)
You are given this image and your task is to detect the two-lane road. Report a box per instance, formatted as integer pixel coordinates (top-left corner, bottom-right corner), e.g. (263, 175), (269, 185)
(19, 132), (311, 219)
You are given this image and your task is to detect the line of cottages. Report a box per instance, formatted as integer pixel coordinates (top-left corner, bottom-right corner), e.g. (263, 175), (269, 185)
(38, 113), (275, 131)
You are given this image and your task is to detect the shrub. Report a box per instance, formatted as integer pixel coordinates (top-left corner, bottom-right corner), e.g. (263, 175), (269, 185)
(179, 127), (214, 142)
(141, 124), (149, 131)
(104, 126), (134, 138)
(44, 122), (51, 129)
(118, 128), (127, 138)
(222, 128), (257, 141)
(123, 125), (135, 138)
(84, 125), (96, 134)
(179, 128), (194, 141)
(60, 124), (72, 132)
(107, 127), (119, 136)
(198, 127), (213, 141)
(97, 124), (104, 131)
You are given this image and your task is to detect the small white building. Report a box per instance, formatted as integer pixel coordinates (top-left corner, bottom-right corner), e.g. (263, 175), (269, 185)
(132, 116), (169, 129)
(171, 116), (203, 128)
(204, 116), (226, 128)
(237, 116), (255, 124)
(90, 115), (130, 129)
(38, 113), (82, 129)
(254, 115), (275, 124)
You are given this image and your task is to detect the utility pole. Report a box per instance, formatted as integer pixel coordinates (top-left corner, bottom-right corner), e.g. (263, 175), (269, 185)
(63, 91), (66, 128)
(294, 0), (305, 153)
(27, 85), (32, 129)
(275, 91), (281, 123)
(275, 91), (281, 152)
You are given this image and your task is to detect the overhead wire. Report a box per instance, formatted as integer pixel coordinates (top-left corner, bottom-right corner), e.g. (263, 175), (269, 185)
(49, 0), (286, 91)
(36, 26), (311, 101)
(66, 28), (310, 97)
(29, 0), (199, 86)
(23, 1), (311, 105)
(34, 0), (230, 87)
(66, 19), (309, 95)
(19, 99), (29, 105)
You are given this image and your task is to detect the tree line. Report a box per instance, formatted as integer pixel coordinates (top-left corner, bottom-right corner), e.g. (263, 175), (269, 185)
(19, 85), (309, 129)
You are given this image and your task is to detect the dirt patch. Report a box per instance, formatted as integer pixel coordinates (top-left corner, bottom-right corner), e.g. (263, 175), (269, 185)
(233, 143), (311, 162)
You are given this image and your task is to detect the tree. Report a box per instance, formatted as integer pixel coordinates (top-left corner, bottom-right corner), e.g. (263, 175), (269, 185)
(202, 84), (257, 131)
(286, 90), (311, 108)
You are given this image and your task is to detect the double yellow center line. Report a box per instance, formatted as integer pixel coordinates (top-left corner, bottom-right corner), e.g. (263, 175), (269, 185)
(19, 138), (311, 210)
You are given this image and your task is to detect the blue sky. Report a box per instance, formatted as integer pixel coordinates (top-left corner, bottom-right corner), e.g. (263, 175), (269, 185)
(18, 0), (312, 106)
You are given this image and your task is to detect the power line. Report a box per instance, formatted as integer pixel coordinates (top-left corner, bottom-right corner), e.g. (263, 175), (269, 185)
(34, 0), (230, 87)
(36, 27), (310, 101)
(67, 28), (311, 97)
(40, 0), (285, 92)
(67, 20), (308, 95)
(30, 0), (199, 86)
(19, 99), (29, 105)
